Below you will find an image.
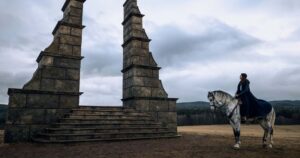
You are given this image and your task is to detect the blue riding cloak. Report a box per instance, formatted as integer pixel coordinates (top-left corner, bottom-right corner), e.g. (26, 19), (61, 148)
(236, 79), (272, 118)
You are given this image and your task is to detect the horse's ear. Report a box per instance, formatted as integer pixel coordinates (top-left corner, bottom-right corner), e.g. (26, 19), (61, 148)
(208, 91), (213, 96)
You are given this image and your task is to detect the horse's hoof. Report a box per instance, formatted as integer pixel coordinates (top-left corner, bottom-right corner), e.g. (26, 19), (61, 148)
(233, 144), (240, 150)
(268, 144), (273, 149)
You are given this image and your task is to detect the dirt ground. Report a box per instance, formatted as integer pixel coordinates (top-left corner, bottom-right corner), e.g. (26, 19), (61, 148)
(0, 125), (299, 158)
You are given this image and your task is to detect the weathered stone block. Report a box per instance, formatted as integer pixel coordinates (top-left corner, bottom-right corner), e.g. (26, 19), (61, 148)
(148, 112), (158, 122)
(69, 8), (82, 17)
(72, 46), (81, 56)
(168, 100), (177, 112)
(132, 77), (144, 86)
(7, 109), (46, 124)
(132, 87), (151, 97)
(152, 70), (159, 78)
(44, 109), (71, 124)
(4, 125), (30, 143)
(29, 125), (49, 137)
(39, 56), (54, 66)
(151, 88), (168, 97)
(128, 40), (142, 48)
(149, 53), (157, 66)
(60, 35), (82, 45)
(9, 93), (26, 108)
(142, 41), (149, 49)
(68, 16), (82, 25)
(44, 109), (58, 124)
(57, 25), (71, 35)
(23, 69), (42, 90)
(65, 69), (80, 80)
(133, 68), (152, 77)
(130, 16), (142, 24)
(68, 0), (83, 9)
(40, 78), (56, 91)
(27, 94), (59, 108)
(71, 28), (82, 37)
(60, 95), (79, 108)
(133, 100), (150, 111)
(149, 100), (169, 112)
(59, 44), (73, 55)
(42, 67), (65, 80)
(158, 112), (177, 125)
(55, 80), (79, 92)
(54, 58), (81, 69)
(128, 48), (148, 57)
(167, 123), (178, 132)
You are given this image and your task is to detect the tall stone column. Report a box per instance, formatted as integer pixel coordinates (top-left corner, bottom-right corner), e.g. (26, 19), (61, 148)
(122, 0), (178, 132)
(5, 0), (86, 143)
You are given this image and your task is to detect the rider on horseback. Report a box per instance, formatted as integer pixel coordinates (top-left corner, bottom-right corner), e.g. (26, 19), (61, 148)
(235, 73), (264, 123)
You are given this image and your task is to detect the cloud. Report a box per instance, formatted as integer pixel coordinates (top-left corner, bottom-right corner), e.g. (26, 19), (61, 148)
(0, 71), (31, 103)
(0, 0), (299, 105)
(150, 18), (261, 67)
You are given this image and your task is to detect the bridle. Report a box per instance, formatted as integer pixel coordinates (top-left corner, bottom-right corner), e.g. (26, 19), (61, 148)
(208, 92), (227, 110)
(208, 92), (239, 120)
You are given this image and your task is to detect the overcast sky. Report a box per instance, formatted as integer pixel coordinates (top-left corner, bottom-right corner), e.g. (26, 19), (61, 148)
(0, 0), (299, 105)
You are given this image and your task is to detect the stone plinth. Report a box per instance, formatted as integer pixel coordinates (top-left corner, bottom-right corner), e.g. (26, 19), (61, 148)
(5, 89), (81, 142)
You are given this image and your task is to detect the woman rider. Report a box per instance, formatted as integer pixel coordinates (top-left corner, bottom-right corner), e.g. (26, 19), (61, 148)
(235, 73), (258, 122)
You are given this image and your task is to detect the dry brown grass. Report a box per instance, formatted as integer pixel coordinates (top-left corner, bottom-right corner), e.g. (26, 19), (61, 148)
(179, 125), (300, 139)
(0, 125), (299, 158)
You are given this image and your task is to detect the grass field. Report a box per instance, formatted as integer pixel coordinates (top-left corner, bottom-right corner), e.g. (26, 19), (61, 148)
(0, 125), (300, 158)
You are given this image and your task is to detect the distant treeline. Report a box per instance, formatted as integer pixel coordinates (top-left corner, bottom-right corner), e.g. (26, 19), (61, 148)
(0, 101), (299, 129)
(177, 101), (300, 125)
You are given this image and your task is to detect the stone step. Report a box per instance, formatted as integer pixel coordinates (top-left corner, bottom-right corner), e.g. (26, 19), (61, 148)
(33, 134), (181, 143)
(36, 131), (177, 141)
(45, 127), (170, 134)
(59, 118), (155, 124)
(32, 107), (178, 143)
(71, 110), (141, 115)
(77, 106), (129, 111)
(53, 122), (162, 129)
(66, 113), (151, 119)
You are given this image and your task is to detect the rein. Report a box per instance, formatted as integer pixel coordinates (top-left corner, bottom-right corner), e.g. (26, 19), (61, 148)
(210, 92), (239, 120)
(228, 104), (239, 119)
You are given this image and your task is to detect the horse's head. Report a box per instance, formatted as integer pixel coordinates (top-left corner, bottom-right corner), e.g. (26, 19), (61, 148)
(207, 91), (217, 111)
(207, 90), (229, 111)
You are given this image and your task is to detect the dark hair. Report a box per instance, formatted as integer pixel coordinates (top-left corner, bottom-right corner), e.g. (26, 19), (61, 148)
(241, 73), (247, 78)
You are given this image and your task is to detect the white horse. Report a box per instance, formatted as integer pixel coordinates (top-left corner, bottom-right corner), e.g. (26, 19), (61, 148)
(207, 90), (276, 149)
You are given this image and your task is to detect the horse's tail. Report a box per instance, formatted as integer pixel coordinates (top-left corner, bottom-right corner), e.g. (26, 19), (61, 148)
(271, 107), (276, 128)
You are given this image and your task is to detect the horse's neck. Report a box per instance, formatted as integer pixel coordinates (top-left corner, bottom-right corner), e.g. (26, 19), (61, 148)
(225, 99), (239, 115)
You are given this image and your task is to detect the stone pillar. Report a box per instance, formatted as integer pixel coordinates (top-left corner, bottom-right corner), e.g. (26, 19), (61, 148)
(5, 0), (86, 143)
(122, 0), (178, 132)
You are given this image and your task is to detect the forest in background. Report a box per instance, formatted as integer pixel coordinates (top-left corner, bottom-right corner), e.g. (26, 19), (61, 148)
(177, 101), (300, 125)
(0, 100), (300, 129)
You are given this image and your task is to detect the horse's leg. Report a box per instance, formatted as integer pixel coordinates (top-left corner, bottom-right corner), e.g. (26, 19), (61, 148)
(268, 109), (276, 148)
(230, 117), (241, 149)
(259, 120), (268, 148)
(260, 110), (275, 149)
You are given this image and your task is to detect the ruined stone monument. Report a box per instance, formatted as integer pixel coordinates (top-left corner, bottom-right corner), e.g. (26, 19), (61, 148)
(122, 0), (178, 131)
(5, 0), (178, 143)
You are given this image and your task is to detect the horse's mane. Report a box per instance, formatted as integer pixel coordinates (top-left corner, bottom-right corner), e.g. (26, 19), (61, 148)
(213, 90), (234, 99)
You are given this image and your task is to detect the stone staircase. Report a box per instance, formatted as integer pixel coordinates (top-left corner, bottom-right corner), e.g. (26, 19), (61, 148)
(33, 106), (179, 143)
